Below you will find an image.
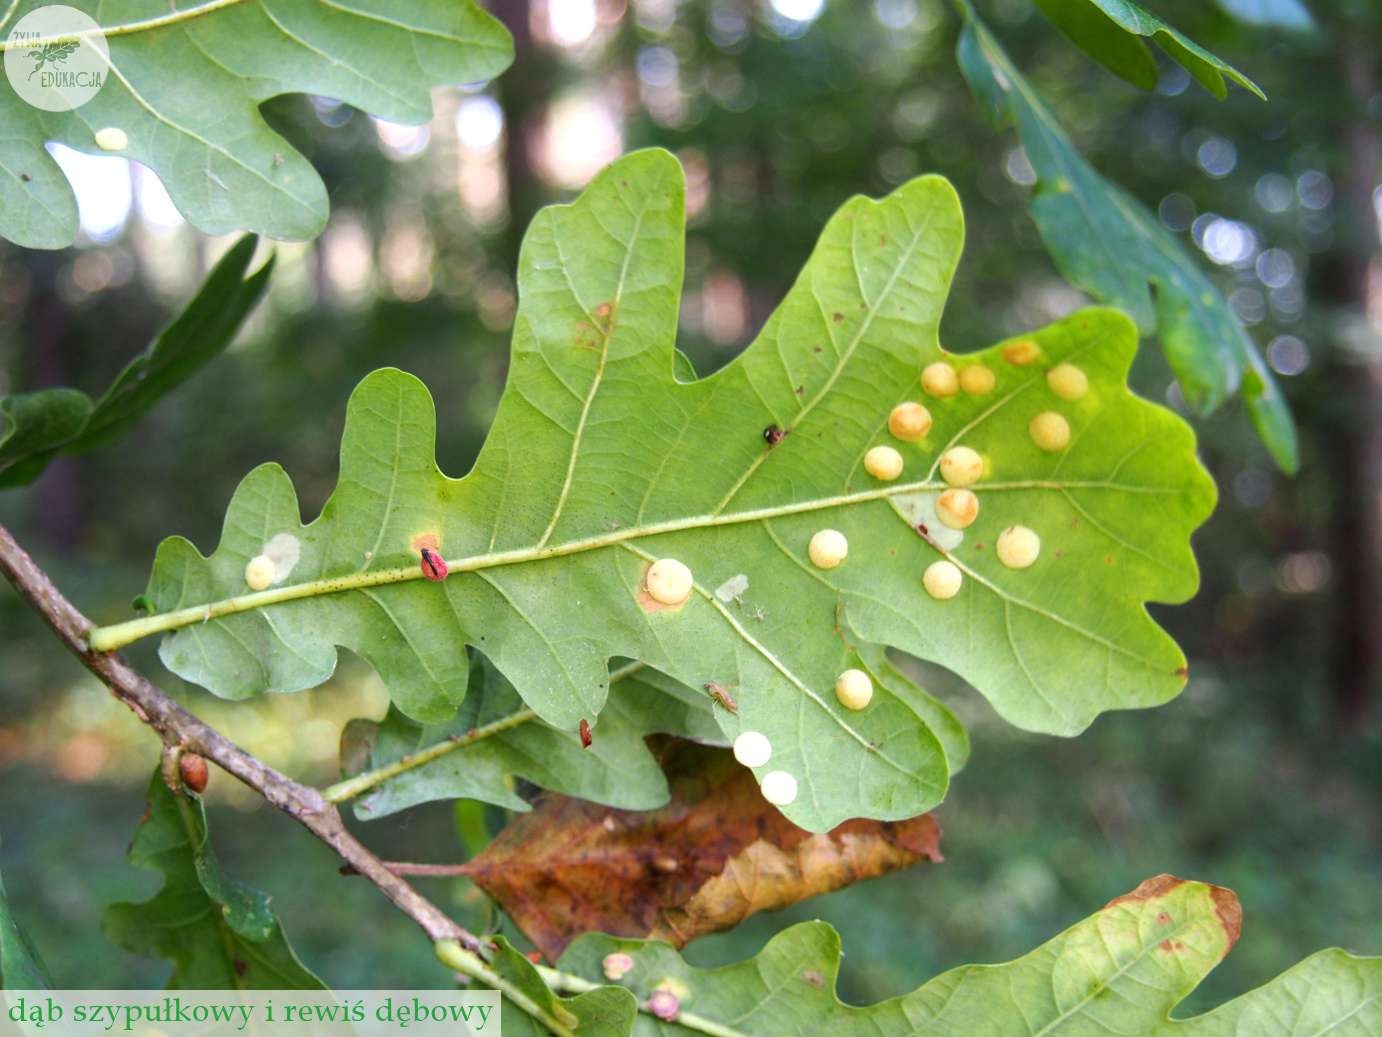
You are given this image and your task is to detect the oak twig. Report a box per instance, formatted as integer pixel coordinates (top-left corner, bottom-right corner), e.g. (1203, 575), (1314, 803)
(0, 521), (477, 951)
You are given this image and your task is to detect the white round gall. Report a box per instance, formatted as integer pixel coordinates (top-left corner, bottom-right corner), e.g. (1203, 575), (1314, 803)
(864, 445), (904, 481)
(923, 560), (962, 600)
(1029, 411), (1071, 452)
(936, 488), (979, 529)
(808, 529), (848, 569)
(996, 525), (1041, 569)
(939, 446), (983, 487)
(244, 555), (276, 591)
(95, 127), (128, 151)
(921, 361), (959, 398)
(1047, 363), (1088, 400)
(760, 770), (798, 806)
(646, 558), (693, 606)
(834, 669), (873, 710)
(959, 364), (995, 394)
(733, 731), (772, 768)
(888, 402), (932, 442)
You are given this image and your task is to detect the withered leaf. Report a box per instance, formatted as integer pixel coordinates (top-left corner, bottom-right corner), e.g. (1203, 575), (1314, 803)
(456, 740), (941, 960)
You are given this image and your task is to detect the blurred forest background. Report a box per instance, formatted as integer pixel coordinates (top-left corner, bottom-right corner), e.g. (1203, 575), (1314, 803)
(1, 0), (1381, 1010)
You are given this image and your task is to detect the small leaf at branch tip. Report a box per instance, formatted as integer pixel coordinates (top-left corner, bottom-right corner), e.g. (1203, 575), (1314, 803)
(760, 770), (798, 806)
(646, 558), (693, 606)
(1002, 339), (1041, 365)
(1029, 411), (1071, 451)
(888, 402), (933, 441)
(1046, 362), (1088, 400)
(808, 529), (849, 569)
(936, 488), (978, 529)
(921, 362), (959, 398)
(244, 555), (275, 591)
(834, 669), (873, 710)
(733, 731), (772, 768)
(997, 526), (1041, 569)
(959, 364), (996, 394)
(95, 128), (129, 152)
(939, 446), (983, 487)
(602, 952), (635, 980)
(864, 446), (904, 481)
(923, 560), (963, 600)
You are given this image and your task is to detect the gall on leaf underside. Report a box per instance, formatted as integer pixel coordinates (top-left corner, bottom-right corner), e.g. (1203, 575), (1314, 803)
(122, 149), (1216, 831)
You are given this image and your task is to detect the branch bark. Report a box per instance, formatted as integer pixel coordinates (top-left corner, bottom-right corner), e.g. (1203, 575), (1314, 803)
(0, 521), (479, 950)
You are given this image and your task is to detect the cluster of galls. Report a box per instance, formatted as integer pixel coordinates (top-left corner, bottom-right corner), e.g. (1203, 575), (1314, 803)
(849, 342), (1089, 601)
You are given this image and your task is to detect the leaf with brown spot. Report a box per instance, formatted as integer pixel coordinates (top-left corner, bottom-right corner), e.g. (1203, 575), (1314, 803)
(454, 740), (940, 960)
(554, 875), (1382, 1036)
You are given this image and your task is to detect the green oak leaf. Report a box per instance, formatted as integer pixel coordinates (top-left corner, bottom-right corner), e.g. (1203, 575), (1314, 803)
(1031, 0), (1264, 98)
(486, 938), (637, 1037)
(0, 848), (52, 989)
(555, 875), (1382, 1036)
(344, 655), (725, 820)
(339, 646), (957, 820)
(115, 149), (1214, 831)
(102, 770), (323, 989)
(0, 236), (271, 487)
(957, 6), (1297, 473)
(0, 1), (512, 249)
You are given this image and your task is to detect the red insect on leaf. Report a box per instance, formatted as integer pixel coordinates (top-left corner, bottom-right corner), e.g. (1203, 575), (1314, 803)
(579, 718), (593, 748)
(420, 548), (448, 581)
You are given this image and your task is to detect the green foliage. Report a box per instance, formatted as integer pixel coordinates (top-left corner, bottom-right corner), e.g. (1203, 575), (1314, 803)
(0, 236), (271, 487)
(347, 655), (724, 819)
(488, 938), (637, 1037)
(955, 6), (1298, 473)
(553, 876), (1382, 1036)
(102, 771), (322, 989)
(0, 853), (51, 989)
(1032, 0), (1264, 98)
(122, 149), (1214, 831)
(0, 0), (513, 249)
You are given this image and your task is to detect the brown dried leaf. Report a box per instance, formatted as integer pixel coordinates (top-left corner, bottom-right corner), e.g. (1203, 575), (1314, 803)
(457, 739), (941, 960)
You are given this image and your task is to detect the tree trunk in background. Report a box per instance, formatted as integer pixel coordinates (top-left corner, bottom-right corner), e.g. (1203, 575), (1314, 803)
(21, 254), (83, 549)
(1329, 39), (1382, 724)
(490, 0), (549, 277)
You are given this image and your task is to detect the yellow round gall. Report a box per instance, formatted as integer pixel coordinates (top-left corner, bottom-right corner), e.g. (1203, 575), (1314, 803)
(921, 361), (959, 398)
(95, 127), (128, 152)
(959, 364), (996, 394)
(760, 770), (798, 806)
(646, 558), (693, 606)
(864, 445), (904, 481)
(244, 555), (276, 591)
(1046, 363), (1088, 400)
(1029, 411), (1071, 452)
(923, 560), (963, 600)
(808, 529), (849, 569)
(1001, 339), (1041, 366)
(733, 731), (772, 768)
(834, 669), (873, 710)
(939, 446), (983, 487)
(996, 526), (1041, 569)
(888, 402), (932, 442)
(936, 488), (979, 529)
